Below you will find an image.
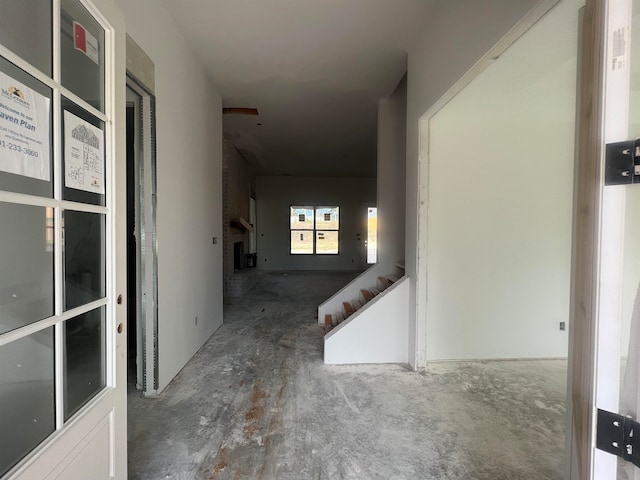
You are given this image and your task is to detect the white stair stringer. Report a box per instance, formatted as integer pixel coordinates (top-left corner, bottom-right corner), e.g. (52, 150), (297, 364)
(324, 276), (409, 364)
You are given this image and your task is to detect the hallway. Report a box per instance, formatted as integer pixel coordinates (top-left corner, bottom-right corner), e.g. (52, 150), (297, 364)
(128, 272), (567, 480)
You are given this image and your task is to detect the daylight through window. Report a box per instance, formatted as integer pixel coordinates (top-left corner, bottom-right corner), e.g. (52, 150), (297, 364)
(290, 206), (339, 254)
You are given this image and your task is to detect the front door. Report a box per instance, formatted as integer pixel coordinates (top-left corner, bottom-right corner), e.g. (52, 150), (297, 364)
(570, 0), (640, 478)
(0, 0), (126, 478)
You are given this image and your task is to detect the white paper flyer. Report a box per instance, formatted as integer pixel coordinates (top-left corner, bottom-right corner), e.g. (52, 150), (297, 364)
(64, 110), (104, 194)
(0, 71), (51, 181)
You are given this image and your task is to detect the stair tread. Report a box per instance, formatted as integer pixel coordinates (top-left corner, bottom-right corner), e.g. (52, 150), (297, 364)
(343, 301), (355, 317)
(361, 289), (374, 302)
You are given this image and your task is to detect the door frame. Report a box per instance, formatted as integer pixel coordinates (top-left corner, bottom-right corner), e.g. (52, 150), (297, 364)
(414, 0), (561, 369)
(413, 0), (601, 475)
(565, 0), (605, 476)
(125, 71), (159, 397)
(567, 0), (639, 477)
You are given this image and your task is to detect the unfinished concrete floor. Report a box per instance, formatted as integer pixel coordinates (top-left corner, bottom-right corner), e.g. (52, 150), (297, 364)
(128, 271), (567, 480)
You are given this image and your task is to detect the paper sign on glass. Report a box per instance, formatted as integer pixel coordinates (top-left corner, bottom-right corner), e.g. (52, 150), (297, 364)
(73, 21), (99, 65)
(0, 71), (51, 181)
(64, 110), (104, 194)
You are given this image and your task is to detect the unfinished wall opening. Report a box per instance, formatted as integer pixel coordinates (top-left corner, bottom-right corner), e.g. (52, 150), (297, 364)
(125, 34), (159, 397)
(424, 0), (579, 361)
(223, 139), (256, 297)
(418, 0), (582, 469)
(125, 79), (158, 397)
(233, 241), (245, 271)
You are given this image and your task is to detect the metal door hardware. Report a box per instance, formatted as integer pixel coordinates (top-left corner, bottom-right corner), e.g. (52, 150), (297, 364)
(596, 408), (640, 468)
(605, 139), (640, 185)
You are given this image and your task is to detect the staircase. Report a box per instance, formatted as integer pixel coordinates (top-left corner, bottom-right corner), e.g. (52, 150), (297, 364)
(319, 263), (409, 365)
(322, 274), (400, 331)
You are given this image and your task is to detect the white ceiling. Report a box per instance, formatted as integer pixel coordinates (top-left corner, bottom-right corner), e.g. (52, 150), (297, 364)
(162, 0), (434, 177)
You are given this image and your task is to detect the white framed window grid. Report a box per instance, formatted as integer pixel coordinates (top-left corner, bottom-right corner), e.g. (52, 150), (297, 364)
(289, 206), (340, 255)
(0, 0), (117, 475)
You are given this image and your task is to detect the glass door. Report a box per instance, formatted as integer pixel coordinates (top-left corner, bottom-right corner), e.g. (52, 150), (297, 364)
(0, 1), (126, 478)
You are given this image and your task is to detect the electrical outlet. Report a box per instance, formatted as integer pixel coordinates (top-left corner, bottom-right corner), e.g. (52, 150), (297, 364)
(212, 237), (217, 244)
(195, 316), (198, 326)
(559, 321), (565, 331)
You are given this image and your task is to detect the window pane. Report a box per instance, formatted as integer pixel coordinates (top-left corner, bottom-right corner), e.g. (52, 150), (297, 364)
(291, 230), (313, 254)
(290, 207), (314, 229)
(60, 0), (105, 112)
(64, 307), (105, 420)
(0, 203), (54, 335)
(0, 1), (52, 75)
(62, 98), (105, 206)
(316, 230), (339, 254)
(63, 210), (105, 310)
(315, 207), (339, 230)
(0, 57), (53, 198)
(367, 207), (378, 264)
(0, 328), (55, 477)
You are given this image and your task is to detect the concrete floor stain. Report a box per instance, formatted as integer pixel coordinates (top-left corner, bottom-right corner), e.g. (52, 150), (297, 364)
(243, 381), (268, 440)
(210, 462), (225, 477)
(250, 381), (268, 404)
(128, 271), (566, 480)
(242, 422), (261, 440)
(208, 447), (228, 479)
(244, 405), (264, 422)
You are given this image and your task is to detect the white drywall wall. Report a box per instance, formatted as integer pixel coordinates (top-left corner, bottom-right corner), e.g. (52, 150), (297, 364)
(117, 0), (224, 392)
(425, 0), (577, 360)
(377, 76), (406, 271)
(324, 277), (409, 364)
(405, 0), (547, 367)
(256, 176), (375, 270)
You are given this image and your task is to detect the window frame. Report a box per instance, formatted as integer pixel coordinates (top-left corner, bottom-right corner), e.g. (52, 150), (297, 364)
(289, 205), (340, 255)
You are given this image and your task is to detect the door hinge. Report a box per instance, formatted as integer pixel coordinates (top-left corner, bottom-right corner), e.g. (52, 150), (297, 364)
(596, 409), (640, 468)
(605, 139), (640, 186)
